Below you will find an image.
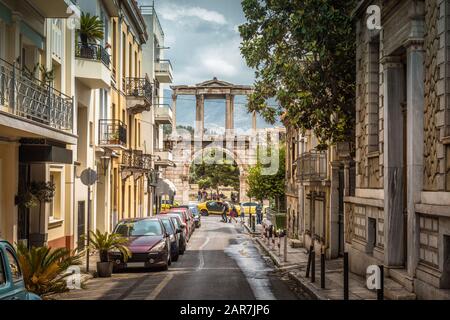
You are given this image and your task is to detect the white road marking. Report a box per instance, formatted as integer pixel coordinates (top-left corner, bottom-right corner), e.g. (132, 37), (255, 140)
(145, 273), (174, 300)
(197, 236), (210, 270)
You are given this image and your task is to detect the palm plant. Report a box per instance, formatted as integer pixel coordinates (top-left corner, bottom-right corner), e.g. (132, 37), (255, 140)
(16, 243), (83, 298)
(78, 12), (104, 44)
(87, 230), (131, 263)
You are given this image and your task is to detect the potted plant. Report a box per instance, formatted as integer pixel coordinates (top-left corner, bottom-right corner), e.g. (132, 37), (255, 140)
(78, 12), (104, 45)
(87, 230), (131, 277)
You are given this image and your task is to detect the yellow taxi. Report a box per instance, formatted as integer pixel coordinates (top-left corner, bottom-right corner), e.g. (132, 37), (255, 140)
(197, 201), (241, 216)
(161, 199), (179, 211)
(240, 202), (260, 215)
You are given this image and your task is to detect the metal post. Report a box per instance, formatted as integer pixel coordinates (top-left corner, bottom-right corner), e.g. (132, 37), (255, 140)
(377, 265), (384, 300)
(283, 232), (288, 263)
(86, 185), (91, 273)
(321, 252), (326, 289)
(306, 245), (313, 278)
(311, 248), (315, 283)
(343, 252), (349, 300)
(11, 62), (16, 113)
(252, 215), (256, 233)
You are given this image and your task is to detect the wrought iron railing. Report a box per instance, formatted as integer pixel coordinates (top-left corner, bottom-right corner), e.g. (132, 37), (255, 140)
(125, 77), (152, 102)
(98, 119), (127, 147)
(75, 42), (110, 67)
(297, 150), (327, 182)
(122, 149), (152, 171)
(0, 58), (73, 131)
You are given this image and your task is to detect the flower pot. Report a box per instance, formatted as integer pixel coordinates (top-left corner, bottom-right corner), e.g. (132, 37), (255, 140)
(96, 261), (113, 277)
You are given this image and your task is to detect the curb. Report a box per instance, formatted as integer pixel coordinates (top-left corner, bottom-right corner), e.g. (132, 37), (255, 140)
(253, 237), (326, 300)
(243, 223), (261, 236)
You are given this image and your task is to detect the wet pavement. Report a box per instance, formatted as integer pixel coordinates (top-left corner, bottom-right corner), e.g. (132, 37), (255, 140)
(55, 217), (304, 300)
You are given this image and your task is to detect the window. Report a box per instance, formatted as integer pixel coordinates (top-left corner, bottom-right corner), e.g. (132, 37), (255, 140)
(0, 252), (6, 286)
(89, 121), (94, 146)
(5, 249), (21, 282)
(49, 171), (61, 220)
(368, 36), (380, 153)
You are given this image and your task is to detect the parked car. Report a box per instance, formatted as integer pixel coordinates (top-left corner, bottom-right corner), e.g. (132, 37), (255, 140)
(166, 214), (187, 255)
(110, 218), (171, 271)
(0, 240), (41, 300)
(156, 215), (181, 261)
(167, 207), (195, 239)
(161, 199), (180, 211)
(197, 200), (240, 216)
(175, 205), (201, 228)
(189, 205), (202, 228)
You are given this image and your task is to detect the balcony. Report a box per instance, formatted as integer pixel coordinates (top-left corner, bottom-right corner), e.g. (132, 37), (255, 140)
(125, 77), (152, 114)
(154, 104), (173, 125)
(297, 150), (328, 183)
(155, 60), (173, 83)
(31, 0), (80, 18)
(75, 43), (111, 89)
(98, 119), (127, 149)
(121, 149), (152, 179)
(0, 58), (74, 140)
(154, 149), (174, 168)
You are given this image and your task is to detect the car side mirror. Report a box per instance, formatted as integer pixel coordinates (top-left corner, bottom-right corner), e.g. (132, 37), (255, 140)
(176, 228), (182, 234)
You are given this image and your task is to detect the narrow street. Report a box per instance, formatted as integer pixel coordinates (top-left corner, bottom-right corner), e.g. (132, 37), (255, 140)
(57, 217), (302, 300)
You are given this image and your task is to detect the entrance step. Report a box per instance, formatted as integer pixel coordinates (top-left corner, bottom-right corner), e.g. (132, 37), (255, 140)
(384, 277), (416, 300)
(388, 268), (415, 292)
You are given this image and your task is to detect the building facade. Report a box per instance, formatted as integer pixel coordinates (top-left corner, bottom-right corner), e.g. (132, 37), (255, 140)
(347, 0), (450, 299)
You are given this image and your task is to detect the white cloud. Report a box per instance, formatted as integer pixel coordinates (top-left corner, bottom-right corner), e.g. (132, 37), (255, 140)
(203, 57), (237, 77)
(159, 4), (227, 25)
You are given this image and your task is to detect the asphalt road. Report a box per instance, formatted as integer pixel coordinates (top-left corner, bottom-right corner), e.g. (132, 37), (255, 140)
(57, 217), (301, 300)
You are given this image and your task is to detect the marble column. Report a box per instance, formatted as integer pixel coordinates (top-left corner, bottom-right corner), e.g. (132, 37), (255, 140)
(171, 93), (177, 134)
(252, 111), (257, 131)
(225, 94), (234, 132)
(405, 39), (424, 276)
(195, 94), (204, 136)
(382, 56), (406, 267)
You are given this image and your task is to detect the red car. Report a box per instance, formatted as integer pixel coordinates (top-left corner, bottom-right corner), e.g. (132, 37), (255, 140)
(166, 207), (194, 240)
(110, 218), (172, 271)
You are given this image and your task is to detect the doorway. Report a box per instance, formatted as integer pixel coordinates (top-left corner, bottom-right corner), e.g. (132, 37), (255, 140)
(77, 201), (85, 250)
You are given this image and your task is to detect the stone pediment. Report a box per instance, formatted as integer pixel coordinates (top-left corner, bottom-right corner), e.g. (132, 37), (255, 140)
(196, 77), (234, 87)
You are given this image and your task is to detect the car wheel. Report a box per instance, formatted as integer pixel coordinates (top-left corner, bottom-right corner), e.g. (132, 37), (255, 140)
(168, 255), (172, 266)
(172, 251), (179, 262)
(161, 262), (169, 271)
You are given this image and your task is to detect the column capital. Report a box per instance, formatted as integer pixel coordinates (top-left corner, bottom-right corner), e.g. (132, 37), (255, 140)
(171, 93), (177, 100)
(380, 55), (403, 69)
(403, 38), (425, 52)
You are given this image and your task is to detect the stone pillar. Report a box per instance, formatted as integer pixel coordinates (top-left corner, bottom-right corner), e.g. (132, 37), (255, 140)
(171, 93), (177, 134)
(252, 111), (257, 131)
(382, 56), (405, 267)
(329, 161), (341, 259)
(405, 39), (424, 276)
(195, 94), (204, 136)
(225, 94), (234, 132)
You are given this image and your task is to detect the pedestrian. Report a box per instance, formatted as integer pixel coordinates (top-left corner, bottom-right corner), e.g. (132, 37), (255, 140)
(240, 207), (245, 223)
(229, 205), (238, 223)
(256, 203), (263, 224)
(197, 190), (202, 202)
(221, 202), (229, 222)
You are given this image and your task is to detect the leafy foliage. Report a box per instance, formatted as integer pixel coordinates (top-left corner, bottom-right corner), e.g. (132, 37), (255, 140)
(85, 230), (131, 263)
(189, 149), (240, 192)
(246, 146), (285, 201)
(239, 0), (356, 149)
(78, 12), (104, 43)
(16, 243), (83, 298)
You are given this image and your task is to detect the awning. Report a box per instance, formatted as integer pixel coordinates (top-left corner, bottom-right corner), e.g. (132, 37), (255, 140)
(155, 178), (177, 196)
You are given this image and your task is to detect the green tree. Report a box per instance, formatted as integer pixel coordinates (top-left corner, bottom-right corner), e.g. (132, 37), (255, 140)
(239, 0), (356, 149)
(246, 146), (285, 203)
(189, 149), (240, 194)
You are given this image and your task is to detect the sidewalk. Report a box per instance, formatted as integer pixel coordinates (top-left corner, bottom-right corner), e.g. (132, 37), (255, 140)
(244, 222), (381, 300)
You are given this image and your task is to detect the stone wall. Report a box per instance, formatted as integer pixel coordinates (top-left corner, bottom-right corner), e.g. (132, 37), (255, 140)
(423, 0), (446, 191)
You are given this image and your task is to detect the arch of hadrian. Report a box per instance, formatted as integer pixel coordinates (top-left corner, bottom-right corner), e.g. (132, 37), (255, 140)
(163, 77), (267, 204)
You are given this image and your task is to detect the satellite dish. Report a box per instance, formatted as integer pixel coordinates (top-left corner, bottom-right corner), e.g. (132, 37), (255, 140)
(80, 168), (97, 186)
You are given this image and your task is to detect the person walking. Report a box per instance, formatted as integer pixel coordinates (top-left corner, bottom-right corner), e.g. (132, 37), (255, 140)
(229, 205), (238, 223)
(240, 206), (245, 223)
(197, 190), (202, 202)
(221, 202), (229, 223)
(256, 203), (263, 224)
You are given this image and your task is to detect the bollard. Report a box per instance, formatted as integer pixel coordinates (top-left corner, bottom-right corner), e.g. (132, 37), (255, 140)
(377, 265), (384, 300)
(311, 249), (316, 283)
(321, 252), (326, 289)
(283, 232), (288, 263)
(343, 252), (349, 300)
(306, 245), (313, 278)
(252, 215), (256, 233)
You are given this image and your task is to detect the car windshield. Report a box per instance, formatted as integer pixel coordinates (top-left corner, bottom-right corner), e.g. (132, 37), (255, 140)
(242, 202), (258, 207)
(115, 220), (163, 236)
(160, 219), (174, 234)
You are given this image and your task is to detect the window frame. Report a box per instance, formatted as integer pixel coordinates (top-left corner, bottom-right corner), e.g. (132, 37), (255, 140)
(5, 248), (22, 283)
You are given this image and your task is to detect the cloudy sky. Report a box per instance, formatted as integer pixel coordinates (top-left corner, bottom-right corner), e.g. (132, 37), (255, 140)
(138, 0), (277, 131)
